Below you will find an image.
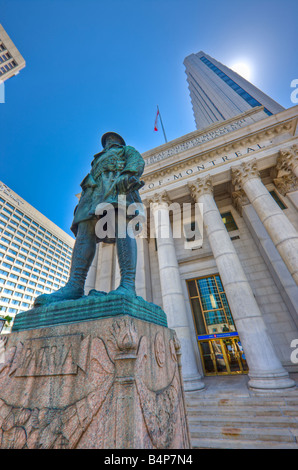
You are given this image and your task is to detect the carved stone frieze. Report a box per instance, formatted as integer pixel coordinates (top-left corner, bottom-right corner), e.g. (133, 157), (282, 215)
(154, 332), (166, 368)
(109, 318), (139, 355)
(135, 336), (181, 448)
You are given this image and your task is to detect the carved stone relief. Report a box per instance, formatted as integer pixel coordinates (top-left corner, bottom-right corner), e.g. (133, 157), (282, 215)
(0, 317), (190, 449)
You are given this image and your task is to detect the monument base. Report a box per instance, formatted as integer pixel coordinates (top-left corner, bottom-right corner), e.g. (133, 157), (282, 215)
(0, 297), (190, 449)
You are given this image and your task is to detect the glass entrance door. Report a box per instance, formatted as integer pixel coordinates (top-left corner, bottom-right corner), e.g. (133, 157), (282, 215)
(187, 275), (248, 376)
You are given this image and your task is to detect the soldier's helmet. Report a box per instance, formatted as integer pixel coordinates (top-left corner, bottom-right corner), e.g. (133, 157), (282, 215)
(101, 132), (126, 148)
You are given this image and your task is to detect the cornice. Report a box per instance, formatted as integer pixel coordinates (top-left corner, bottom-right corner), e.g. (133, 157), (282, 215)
(142, 106), (298, 177)
(141, 119), (296, 186)
(142, 108), (259, 163)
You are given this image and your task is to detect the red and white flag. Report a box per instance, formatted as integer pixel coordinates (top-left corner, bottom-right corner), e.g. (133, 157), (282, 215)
(154, 107), (159, 131)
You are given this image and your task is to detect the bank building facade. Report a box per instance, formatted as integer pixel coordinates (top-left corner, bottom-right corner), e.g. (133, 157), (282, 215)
(86, 52), (298, 395)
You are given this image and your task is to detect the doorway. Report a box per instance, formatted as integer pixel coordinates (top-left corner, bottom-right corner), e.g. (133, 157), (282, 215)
(187, 274), (248, 376)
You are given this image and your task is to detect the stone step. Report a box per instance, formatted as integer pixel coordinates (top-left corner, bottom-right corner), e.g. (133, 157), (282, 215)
(191, 437), (298, 449)
(185, 387), (298, 449)
(188, 414), (298, 428)
(186, 396), (298, 407)
(186, 405), (298, 418)
(189, 425), (296, 444)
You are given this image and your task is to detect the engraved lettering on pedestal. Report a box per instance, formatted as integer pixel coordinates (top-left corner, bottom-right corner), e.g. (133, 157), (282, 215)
(14, 334), (83, 377)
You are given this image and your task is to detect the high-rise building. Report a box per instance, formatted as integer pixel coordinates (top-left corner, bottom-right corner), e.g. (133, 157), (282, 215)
(0, 182), (74, 332)
(0, 24), (26, 83)
(184, 51), (285, 131)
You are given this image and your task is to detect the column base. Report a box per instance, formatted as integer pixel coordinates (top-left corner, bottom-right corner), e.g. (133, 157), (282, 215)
(183, 373), (205, 392)
(248, 370), (296, 391)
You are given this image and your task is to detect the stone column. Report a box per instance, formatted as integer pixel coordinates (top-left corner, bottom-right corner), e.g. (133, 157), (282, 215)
(113, 250), (121, 290)
(148, 191), (205, 391)
(232, 159), (298, 286)
(95, 243), (114, 292)
(84, 245), (99, 294)
(135, 236), (153, 301)
(242, 204), (298, 328)
(188, 175), (295, 390)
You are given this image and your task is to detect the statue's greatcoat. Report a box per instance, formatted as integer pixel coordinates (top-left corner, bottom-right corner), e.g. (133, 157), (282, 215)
(71, 142), (145, 238)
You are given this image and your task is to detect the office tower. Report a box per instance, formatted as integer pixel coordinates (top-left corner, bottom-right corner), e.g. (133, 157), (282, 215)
(0, 182), (74, 331)
(0, 24), (26, 83)
(184, 51), (285, 131)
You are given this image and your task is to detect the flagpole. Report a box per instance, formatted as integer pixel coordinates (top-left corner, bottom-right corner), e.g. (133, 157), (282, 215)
(157, 105), (167, 143)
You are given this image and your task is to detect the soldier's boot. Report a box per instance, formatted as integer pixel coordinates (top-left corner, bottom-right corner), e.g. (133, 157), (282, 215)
(110, 234), (137, 296)
(34, 221), (96, 307)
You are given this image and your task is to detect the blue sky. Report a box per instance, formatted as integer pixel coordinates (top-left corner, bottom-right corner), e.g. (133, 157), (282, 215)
(1, 0), (297, 236)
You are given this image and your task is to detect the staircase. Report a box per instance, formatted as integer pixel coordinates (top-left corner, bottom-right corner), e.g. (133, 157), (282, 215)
(185, 377), (298, 449)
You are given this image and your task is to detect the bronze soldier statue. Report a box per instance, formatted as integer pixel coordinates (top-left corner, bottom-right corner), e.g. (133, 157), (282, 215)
(34, 132), (145, 307)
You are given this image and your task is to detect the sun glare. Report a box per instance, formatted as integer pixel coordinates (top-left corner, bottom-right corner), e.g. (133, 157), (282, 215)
(230, 62), (252, 81)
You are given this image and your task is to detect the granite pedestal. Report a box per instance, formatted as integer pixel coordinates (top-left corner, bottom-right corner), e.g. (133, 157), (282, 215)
(0, 294), (191, 449)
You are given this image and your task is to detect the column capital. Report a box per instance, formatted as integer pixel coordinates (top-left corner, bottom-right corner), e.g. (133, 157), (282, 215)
(147, 190), (171, 210)
(276, 146), (298, 174)
(188, 175), (213, 201)
(274, 146), (298, 195)
(273, 174), (298, 196)
(231, 159), (260, 190)
(231, 189), (250, 216)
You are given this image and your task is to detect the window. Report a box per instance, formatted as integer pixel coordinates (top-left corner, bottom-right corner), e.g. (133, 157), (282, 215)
(9, 274), (19, 280)
(187, 275), (235, 335)
(6, 281), (16, 287)
(2, 262), (12, 269)
(269, 191), (287, 210)
(221, 212), (238, 232)
(3, 289), (13, 295)
(2, 208), (12, 216)
(8, 308), (18, 314)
